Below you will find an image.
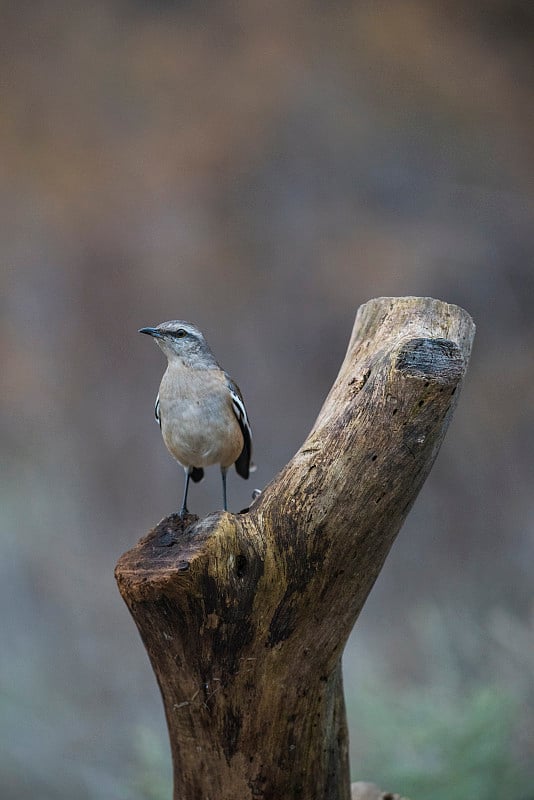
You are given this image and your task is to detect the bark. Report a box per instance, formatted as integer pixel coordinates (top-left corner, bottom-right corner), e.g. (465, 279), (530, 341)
(116, 297), (475, 800)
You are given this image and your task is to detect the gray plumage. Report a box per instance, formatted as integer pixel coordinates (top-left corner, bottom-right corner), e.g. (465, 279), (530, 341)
(139, 321), (253, 515)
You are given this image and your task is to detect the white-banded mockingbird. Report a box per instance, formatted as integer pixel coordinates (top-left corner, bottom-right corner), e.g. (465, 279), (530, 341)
(139, 321), (253, 516)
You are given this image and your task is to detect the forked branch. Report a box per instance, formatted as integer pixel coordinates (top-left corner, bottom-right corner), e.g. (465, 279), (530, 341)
(116, 296), (475, 800)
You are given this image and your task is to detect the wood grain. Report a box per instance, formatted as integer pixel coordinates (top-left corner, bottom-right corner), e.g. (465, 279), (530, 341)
(116, 296), (475, 800)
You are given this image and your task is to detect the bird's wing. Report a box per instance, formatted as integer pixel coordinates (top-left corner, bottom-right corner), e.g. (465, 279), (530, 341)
(226, 375), (253, 479)
(154, 393), (161, 428)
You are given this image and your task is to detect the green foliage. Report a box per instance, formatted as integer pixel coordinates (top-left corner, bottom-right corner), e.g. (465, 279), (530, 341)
(131, 726), (172, 800)
(348, 675), (530, 800)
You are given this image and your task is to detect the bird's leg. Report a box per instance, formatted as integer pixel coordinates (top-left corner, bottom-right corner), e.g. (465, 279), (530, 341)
(221, 466), (228, 511)
(180, 467), (192, 518)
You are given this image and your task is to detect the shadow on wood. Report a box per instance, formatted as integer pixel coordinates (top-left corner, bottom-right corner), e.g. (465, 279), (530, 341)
(116, 296), (475, 800)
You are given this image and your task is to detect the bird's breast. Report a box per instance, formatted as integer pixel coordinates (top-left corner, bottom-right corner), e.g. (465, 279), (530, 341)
(157, 367), (243, 468)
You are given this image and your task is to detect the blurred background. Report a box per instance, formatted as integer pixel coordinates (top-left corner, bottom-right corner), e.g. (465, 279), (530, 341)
(1, 1), (533, 798)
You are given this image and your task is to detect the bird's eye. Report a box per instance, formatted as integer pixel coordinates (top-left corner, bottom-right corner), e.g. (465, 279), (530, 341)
(174, 328), (187, 338)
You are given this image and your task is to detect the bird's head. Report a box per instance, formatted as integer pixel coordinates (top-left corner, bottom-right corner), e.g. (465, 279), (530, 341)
(139, 321), (218, 368)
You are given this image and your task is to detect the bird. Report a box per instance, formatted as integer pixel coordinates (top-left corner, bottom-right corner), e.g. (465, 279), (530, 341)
(139, 321), (253, 517)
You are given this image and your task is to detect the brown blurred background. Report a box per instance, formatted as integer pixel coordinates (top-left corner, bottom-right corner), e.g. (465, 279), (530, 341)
(1, 1), (533, 798)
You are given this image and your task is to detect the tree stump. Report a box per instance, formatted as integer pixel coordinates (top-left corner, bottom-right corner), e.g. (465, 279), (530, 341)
(116, 297), (475, 800)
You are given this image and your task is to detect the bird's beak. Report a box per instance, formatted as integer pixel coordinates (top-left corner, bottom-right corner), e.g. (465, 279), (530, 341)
(139, 327), (163, 338)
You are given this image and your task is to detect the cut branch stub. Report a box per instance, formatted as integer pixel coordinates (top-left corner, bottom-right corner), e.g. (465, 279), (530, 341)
(116, 296), (475, 800)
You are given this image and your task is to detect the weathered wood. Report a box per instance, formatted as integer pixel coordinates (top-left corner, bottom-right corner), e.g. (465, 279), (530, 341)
(116, 297), (474, 800)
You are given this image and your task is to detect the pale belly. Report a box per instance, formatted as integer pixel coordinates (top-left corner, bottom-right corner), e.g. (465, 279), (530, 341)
(159, 383), (243, 469)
